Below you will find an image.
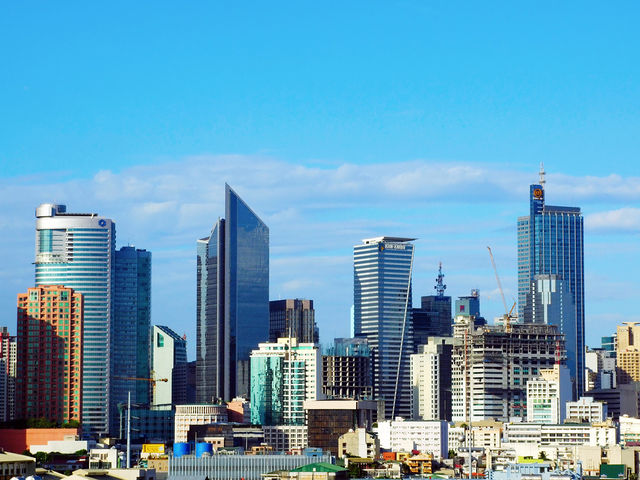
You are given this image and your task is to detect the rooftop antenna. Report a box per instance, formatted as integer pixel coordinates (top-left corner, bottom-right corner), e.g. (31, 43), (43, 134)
(539, 162), (546, 188)
(434, 262), (447, 297)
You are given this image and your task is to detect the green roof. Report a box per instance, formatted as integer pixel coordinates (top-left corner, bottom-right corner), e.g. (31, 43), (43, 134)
(290, 462), (347, 473)
(600, 464), (626, 479)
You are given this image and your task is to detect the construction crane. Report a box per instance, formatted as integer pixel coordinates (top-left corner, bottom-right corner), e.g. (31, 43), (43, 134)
(487, 246), (516, 332)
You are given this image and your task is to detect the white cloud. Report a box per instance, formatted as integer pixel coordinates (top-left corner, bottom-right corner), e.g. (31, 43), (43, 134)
(586, 207), (640, 232)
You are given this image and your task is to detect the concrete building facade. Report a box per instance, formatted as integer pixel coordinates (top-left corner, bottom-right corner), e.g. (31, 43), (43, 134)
(526, 364), (572, 424)
(410, 337), (453, 421)
(152, 325), (187, 407)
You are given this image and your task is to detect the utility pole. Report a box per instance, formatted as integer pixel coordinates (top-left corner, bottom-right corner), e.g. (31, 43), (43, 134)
(126, 391), (131, 468)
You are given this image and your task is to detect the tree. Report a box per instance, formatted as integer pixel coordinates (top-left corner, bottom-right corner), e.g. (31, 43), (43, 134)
(449, 449), (457, 459)
(538, 451), (548, 461)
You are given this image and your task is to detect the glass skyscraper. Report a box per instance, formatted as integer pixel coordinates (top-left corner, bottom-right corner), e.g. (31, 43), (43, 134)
(35, 203), (115, 436)
(111, 246), (151, 434)
(196, 184), (269, 403)
(354, 236), (414, 420)
(518, 182), (585, 397)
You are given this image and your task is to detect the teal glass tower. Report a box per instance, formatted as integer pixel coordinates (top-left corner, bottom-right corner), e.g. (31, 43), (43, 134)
(196, 184), (269, 403)
(518, 176), (585, 397)
(35, 203), (115, 436)
(111, 246), (151, 434)
(354, 236), (414, 420)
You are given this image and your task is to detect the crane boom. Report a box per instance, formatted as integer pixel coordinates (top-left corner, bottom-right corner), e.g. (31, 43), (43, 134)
(487, 246), (508, 314)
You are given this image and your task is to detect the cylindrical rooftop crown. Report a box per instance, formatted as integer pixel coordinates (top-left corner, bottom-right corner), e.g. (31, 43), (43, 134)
(36, 203), (66, 217)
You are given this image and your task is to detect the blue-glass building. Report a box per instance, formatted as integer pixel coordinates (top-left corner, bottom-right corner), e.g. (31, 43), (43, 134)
(35, 203), (115, 436)
(111, 246), (151, 434)
(518, 182), (585, 397)
(196, 184), (269, 403)
(354, 236), (414, 420)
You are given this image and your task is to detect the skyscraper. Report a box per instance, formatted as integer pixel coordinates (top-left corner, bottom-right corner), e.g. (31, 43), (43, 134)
(269, 299), (318, 344)
(111, 246), (151, 434)
(412, 264), (452, 349)
(354, 236), (414, 420)
(0, 327), (17, 422)
(152, 325), (188, 407)
(16, 285), (83, 424)
(517, 170), (585, 397)
(35, 203), (115, 436)
(196, 184), (269, 403)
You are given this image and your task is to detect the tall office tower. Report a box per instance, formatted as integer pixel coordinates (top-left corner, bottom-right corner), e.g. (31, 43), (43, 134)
(526, 364), (572, 424)
(616, 322), (640, 385)
(196, 184), (269, 403)
(250, 338), (320, 426)
(152, 325), (188, 407)
(16, 286), (83, 423)
(0, 327), (17, 421)
(322, 337), (372, 400)
(354, 236), (414, 420)
(412, 264), (452, 350)
(602, 336), (616, 353)
(269, 299), (318, 344)
(451, 319), (565, 422)
(517, 169), (585, 397)
(111, 246), (151, 433)
(410, 337), (453, 421)
(35, 203), (115, 436)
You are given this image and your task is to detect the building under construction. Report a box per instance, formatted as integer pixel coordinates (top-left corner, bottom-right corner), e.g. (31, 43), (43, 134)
(452, 318), (566, 423)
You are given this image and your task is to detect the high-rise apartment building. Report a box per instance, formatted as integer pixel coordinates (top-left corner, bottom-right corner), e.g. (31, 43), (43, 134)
(250, 338), (320, 426)
(452, 319), (566, 422)
(269, 299), (318, 344)
(616, 322), (640, 385)
(152, 325), (188, 407)
(526, 364), (572, 424)
(585, 347), (616, 391)
(518, 171), (585, 397)
(412, 264), (452, 348)
(16, 285), (83, 423)
(111, 246), (151, 433)
(354, 236), (414, 420)
(410, 337), (453, 421)
(322, 337), (372, 400)
(196, 184), (269, 403)
(35, 203), (115, 435)
(0, 327), (17, 421)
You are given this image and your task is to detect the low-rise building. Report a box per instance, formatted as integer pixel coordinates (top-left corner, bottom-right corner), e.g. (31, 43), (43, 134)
(504, 422), (617, 447)
(263, 425), (308, 452)
(30, 435), (91, 454)
(376, 419), (447, 460)
(0, 450), (36, 480)
(619, 415), (640, 445)
(337, 429), (379, 458)
(566, 397), (607, 423)
(174, 404), (228, 442)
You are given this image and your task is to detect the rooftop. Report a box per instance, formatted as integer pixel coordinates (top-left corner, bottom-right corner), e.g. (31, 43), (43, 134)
(361, 236), (416, 244)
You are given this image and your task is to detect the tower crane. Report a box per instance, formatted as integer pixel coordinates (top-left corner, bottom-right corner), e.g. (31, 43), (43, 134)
(487, 246), (516, 332)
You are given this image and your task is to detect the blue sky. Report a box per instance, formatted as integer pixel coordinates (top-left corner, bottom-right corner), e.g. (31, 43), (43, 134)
(1, 2), (639, 357)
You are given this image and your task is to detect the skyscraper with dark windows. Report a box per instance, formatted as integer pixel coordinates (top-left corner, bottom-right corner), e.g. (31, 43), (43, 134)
(111, 246), (151, 434)
(354, 236), (414, 420)
(196, 184), (269, 403)
(518, 169), (585, 397)
(412, 264), (452, 350)
(35, 203), (115, 436)
(269, 299), (318, 344)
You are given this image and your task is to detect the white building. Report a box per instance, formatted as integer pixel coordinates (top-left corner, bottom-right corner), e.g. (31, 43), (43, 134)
(30, 435), (91, 454)
(174, 404), (228, 442)
(152, 325), (187, 407)
(410, 337), (453, 421)
(585, 348), (616, 390)
(566, 397), (607, 423)
(619, 415), (640, 445)
(503, 422), (617, 447)
(35, 203), (115, 436)
(338, 428), (379, 458)
(376, 419), (448, 460)
(526, 364), (572, 424)
(262, 425), (308, 451)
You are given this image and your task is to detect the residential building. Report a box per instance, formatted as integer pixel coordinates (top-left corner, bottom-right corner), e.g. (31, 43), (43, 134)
(411, 263), (452, 346)
(410, 337), (453, 421)
(263, 425), (308, 452)
(526, 364), (572, 424)
(111, 246), (151, 434)
(196, 184), (269, 403)
(304, 399), (377, 456)
(616, 322), (640, 384)
(0, 327), (16, 422)
(152, 325), (187, 407)
(338, 428), (379, 458)
(566, 397), (607, 423)
(619, 415), (640, 445)
(376, 419), (448, 460)
(174, 404), (228, 442)
(250, 338), (320, 426)
(322, 338), (372, 400)
(517, 172), (585, 397)
(35, 203), (115, 436)
(269, 299), (318, 344)
(452, 320), (566, 422)
(354, 236), (414, 419)
(16, 285), (83, 423)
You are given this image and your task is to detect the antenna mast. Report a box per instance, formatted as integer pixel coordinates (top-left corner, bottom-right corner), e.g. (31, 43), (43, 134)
(434, 262), (447, 297)
(539, 162), (546, 188)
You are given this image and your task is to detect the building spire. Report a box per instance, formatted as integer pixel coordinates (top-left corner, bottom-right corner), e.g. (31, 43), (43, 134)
(434, 262), (447, 297)
(539, 162), (546, 188)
